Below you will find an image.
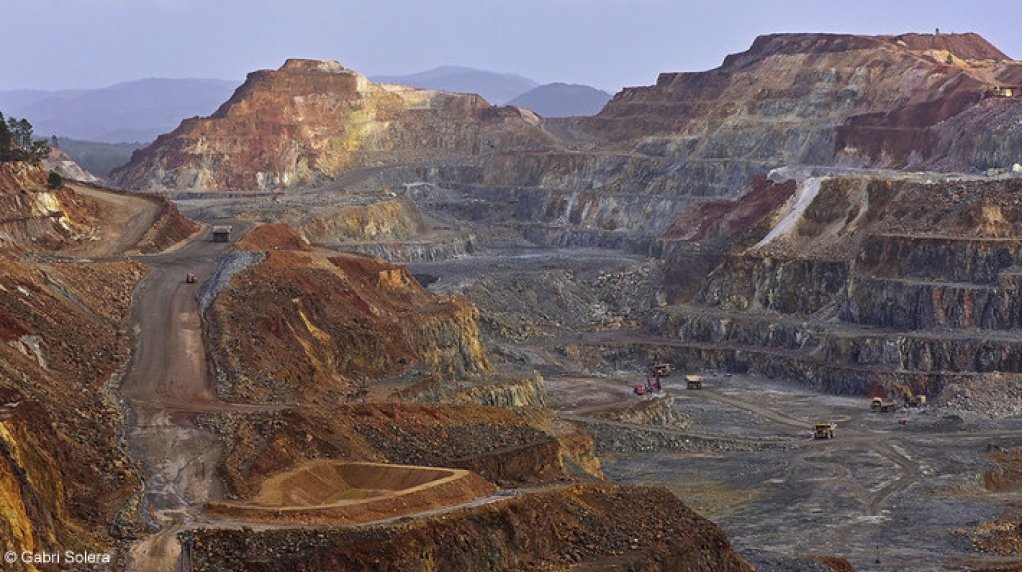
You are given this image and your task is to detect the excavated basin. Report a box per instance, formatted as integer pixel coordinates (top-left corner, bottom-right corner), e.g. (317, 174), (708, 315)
(208, 460), (496, 523)
(251, 461), (462, 508)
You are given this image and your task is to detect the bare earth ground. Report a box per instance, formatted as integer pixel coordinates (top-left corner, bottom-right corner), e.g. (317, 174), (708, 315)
(540, 372), (1022, 571)
(109, 185), (1022, 570)
(65, 184), (161, 257)
(407, 247), (1022, 571)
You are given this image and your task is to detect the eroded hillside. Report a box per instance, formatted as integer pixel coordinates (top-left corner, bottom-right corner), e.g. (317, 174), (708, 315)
(110, 59), (551, 192)
(0, 158), (198, 567)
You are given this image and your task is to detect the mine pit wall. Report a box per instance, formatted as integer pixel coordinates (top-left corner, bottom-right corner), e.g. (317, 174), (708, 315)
(841, 276), (1022, 330)
(333, 232), (476, 263)
(583, 341), (958, 398)
(374, 150), (774, 251)
(858, 234), (1022, 283)
(646, 174), (1022, 400)
(698, 255), (850, 314)
(656, 310), (1022, 374)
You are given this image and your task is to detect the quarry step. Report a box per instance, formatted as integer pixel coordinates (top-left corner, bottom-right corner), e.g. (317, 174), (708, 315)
(654, 305), (1022, 373)
(577, 332), (1015, 397)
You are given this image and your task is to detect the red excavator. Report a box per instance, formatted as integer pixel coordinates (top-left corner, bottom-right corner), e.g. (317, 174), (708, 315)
(633, 367), (663, 396)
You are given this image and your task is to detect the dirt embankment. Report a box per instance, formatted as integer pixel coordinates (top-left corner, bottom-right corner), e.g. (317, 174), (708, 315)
(206, 247), (489, 404)
(211, 402), (567, 499)
(131, 193), (200, 254)
(235, 222), (312, 252)
(0, 256), (146, 560)
(182, 484), (752, 572)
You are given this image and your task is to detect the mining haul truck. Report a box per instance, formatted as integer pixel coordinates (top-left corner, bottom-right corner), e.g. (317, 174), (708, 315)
(871, 397), (898, 412)
(813, 422), (836, 439)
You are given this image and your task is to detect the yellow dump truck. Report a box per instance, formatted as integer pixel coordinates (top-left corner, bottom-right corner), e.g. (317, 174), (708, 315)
(685, 374), (703, 389)
(871, 397), (898, 412)
(813, 422), (836, 439)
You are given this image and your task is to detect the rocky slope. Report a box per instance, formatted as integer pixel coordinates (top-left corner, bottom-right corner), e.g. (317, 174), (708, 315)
(206, 227), (489, 404)
(0, 255), (146, 563)
(204, 225), (576, 493)
(181, 484), (752, 571)
(42, 147), (99, 183)
(644, 172), (1022, 409)
(111, 34), (1022, 252)
(0, 161), (96, 251)
(111, 59), (550, 192)
(585, 33), (1018, 166)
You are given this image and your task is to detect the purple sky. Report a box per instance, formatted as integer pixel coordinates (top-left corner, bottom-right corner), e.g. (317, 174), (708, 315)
(6, 0), (1019, 92)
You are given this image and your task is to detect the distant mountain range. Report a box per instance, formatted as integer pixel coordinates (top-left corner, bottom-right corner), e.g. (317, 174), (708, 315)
(509, 83), (612, 118)
(0, 78), (239, 143)
(371, 67), (611, 117)
(371, 66), (538, 105)
(1, 67), (611, 162)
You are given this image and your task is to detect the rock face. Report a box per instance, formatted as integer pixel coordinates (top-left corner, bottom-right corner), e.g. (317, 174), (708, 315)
(584, 33), (1019, 170)
(111, 59), (548, 192)
(648, 174), (1022, 407)
(0, 256), (146, 559)
(43, 147), (100, 183)
(0, 161), (94, 251)
(110, 35), (1022, 251)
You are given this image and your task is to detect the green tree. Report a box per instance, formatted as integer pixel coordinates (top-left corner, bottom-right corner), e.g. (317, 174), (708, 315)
(0, 114), (49, 163)
(0, 112), (12, 160)
(946, 54), (954, 65)
(47, 171), (63, 189)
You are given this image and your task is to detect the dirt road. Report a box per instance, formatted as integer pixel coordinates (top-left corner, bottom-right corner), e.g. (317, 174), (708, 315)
(119, 225), (247, 571)
(67, 184), (161, 257)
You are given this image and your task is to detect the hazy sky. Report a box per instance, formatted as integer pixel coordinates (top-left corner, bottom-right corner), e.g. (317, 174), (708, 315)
(5, 0), (1020, 92)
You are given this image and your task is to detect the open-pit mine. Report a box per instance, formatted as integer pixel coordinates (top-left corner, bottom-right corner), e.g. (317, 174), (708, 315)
(6, 30), (1022, 572)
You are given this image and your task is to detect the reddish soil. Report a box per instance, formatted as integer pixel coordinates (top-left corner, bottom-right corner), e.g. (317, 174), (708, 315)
(236, 222), (311, 251)
(0, 255), (146, 556)
(662, 176), (796, 242)
(206, 250), (488, 404)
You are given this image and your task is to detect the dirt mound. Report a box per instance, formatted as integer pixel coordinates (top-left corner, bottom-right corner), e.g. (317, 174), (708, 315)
(131, 193), (200, 253)
(184, 484), (752, 571)
(983, 448), (1022, 492)
(206, 250), (488, 404)
(209, 460), (495, 524)
(236, 222), (311, 251)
